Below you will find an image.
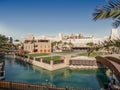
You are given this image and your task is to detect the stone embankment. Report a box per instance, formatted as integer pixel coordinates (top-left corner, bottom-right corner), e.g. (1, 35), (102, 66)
(5, 54), (100, 71)
(14, 54), (71, 71)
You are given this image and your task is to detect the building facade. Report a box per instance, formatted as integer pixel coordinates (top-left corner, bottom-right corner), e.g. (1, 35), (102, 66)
(23, 34), (51, 53)
(109, 28), (119, 40)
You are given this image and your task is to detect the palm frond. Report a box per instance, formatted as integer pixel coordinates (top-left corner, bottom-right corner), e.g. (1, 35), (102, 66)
(93, 0), (120, 27)
(112, 19), (120, 28)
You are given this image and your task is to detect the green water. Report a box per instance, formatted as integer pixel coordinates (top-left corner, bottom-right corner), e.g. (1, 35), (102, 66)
(3, 57), (110, 90)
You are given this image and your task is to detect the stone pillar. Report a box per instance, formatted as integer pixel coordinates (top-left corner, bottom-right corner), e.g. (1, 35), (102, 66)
(41, 58), (43, 63)
(13, 54), (16, 58)
(50, 60), (53, 71)
(50, 60), (53, 66)
(28, 56), (30, 62)
(64, 56), (71, 66)
(33, 57), (35, 61)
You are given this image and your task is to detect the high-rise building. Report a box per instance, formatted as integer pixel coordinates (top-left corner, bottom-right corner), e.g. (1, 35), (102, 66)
(58, 33), (63, 40)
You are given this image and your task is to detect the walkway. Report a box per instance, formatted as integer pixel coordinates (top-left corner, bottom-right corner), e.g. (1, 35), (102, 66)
(109, 60), (120, 73)
(95, 56), (120, 81)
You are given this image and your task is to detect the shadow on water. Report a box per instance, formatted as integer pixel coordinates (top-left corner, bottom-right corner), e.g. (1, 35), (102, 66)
(0, 58), (4, 63)
(96, 68), (110, 88)
(15, 58), (34, 71)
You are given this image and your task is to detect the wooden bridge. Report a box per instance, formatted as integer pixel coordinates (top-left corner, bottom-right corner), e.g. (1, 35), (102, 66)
(95, 56), (120, 81)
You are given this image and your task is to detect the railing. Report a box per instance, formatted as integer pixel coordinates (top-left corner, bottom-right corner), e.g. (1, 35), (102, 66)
(105, 56), (120, 64)
(0, 81), (93, 90)
(53, 60), (64, 64)
(35, 58), (41, 62)
(69, 60), (96, 66)
(42, 60), (51, 64)
(29, 57), (34, 60)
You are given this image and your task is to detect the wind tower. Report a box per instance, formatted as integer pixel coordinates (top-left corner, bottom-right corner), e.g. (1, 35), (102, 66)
(109, 28), (119, 40)
(58, 33), (63, 40)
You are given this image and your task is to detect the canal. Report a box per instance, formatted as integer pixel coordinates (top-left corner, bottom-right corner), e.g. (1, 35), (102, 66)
(2, 57), (110, 90)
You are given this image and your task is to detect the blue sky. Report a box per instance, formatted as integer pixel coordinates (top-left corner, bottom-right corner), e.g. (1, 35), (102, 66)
(0, 0), (117, 39)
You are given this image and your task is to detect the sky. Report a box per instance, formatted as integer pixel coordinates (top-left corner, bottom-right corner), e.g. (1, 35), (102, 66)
(0, 0), (118, 40)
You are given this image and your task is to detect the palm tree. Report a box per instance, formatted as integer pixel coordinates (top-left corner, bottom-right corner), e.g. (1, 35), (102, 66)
(101, 40), (114, 53)
(86, 42), (95, 56)
(0, 34), (9, 52)
(93, 0), (120, 28)
(68, 42), (73, 52)
(113, 39), (120, 53)
(51, 41), (61, 52)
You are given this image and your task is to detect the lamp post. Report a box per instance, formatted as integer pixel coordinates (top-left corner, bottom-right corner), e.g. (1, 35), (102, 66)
(45, 79), (49, 90)
(111, 70), (114, 80)
(46, 79), (48, 85)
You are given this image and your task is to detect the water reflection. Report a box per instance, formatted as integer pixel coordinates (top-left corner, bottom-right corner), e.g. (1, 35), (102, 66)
(4, 57), (110, 90)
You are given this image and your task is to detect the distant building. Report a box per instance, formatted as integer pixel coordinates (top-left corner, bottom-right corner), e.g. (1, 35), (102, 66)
(23, 34), (51, 53)
(63, 37), (102, 51)
(58, 33), (63, 40)
(22, 30), (111, 52)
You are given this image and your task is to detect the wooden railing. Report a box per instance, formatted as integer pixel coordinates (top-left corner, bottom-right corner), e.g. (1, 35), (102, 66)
(0, 81), (62, 90)
(95, 56), (120, 81)
(105, 56), (120, 64)
(0, 80), (93, 90)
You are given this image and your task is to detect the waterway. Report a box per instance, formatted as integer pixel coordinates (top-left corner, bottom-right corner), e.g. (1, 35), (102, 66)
(1, 57), (110, 90)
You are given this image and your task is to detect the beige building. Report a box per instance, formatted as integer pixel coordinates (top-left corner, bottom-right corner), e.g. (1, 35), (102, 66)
(109, 28), (119, 40)
(23, 34), (51, 53)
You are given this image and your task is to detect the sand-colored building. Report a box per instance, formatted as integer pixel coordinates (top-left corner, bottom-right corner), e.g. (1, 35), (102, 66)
(23, 34), (51, 53)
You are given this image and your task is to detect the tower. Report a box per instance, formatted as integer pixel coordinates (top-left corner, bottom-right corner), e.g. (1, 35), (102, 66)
(109, 28), (119, 40)
(8, 36), (13, 43)
(58, 33), (63, 40)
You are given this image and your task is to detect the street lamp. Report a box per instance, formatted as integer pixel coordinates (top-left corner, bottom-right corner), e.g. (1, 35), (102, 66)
(45, 79), (49, 90)
(46, 79), (48, 85)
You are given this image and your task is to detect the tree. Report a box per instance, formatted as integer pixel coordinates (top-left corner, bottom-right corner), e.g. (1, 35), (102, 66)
(86, 42), (95, 56)
(100, 39), (120, 54)
(51, 41), (59, 52)
(15, 39), (19, 42)
(0, 34), (8, 52)
(112, 39), (120, 53)
(68, 42), (73, 52)
(86, 42), (102, 56)
(0, 34), (8, 44)
(93, 0), (120, 28)
(101, 40), (114, 54)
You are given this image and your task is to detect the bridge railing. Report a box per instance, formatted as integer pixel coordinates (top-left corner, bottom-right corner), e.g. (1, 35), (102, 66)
(105, 56), (120, 64)
(95, 56), (120, 81)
